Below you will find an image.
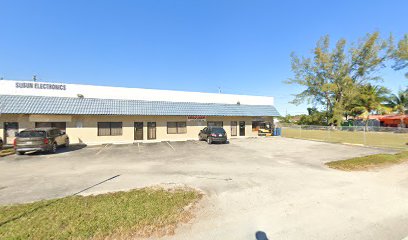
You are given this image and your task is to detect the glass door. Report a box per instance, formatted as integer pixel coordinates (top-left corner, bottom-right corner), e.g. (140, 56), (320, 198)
(231, 121), (237, 136)
(4, 122), (19, 145)
(147, 122), (156, 140)
(239, 121), (245, 136)
(134, 122), (143, 140)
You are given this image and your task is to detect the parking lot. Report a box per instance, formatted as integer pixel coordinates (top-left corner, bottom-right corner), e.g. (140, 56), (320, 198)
(1, 137), (408, 240)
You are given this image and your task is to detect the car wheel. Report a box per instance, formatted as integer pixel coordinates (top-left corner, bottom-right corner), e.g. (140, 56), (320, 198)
(65, 139), (70, 148)
(50, 142), (57, 154)
(207, 138), (212, 144)
(17, 151), (25, 155)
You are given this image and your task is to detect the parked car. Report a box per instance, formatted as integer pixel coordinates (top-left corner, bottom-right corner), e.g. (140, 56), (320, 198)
(0, 137), (3, 149)
(14, 128), (69, 155)
(198, 127), (228, 144)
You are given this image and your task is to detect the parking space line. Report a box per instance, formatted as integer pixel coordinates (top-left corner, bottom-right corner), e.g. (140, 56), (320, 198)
(96, 144), (111, 155)
(137, 142), (140, 153)
(195, 176), (232, 181)
(166, 141), (175, 151)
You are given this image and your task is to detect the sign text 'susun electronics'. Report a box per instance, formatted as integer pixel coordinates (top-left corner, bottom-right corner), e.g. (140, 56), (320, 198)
(15, 82), (66, 90)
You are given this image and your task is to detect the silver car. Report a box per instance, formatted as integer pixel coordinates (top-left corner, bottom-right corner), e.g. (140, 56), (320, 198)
(14, 128), (69, 155)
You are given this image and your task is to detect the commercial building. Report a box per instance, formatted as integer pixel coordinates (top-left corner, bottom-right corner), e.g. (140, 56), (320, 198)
(0, 80), (280, 145)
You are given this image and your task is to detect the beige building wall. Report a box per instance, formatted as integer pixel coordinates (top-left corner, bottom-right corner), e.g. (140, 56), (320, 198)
(1, 114), (273, 145)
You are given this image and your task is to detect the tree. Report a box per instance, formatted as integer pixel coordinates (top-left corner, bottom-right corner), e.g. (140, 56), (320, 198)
(297, 108), (328, 125)
(386, 89), (408, 127)
(349, 84), (390, 128)
(392, 34), (408, 78)
(277, 115), (294, 124)
(387, 89), (408, 113)
(287, 32), (390, 126)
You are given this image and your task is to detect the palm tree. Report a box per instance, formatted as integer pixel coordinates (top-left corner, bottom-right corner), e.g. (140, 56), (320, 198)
(386, 89), (408, 127)
(351, 84), (391, 129)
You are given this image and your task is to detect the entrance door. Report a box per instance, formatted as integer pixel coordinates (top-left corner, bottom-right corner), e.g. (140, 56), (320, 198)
(231, 121), (237, 136)
(134, 122), (143, 140)
(147, 122), (156, 140)
(4, 122), (19, 144)
(239, 121), (245, 136)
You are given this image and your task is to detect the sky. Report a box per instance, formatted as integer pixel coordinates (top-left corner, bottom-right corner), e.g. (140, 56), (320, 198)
(0, 0), (407, 115)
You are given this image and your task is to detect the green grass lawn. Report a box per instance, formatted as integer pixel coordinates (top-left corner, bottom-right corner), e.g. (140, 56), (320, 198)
(0, 188), (202, 239)
(326, 151), (408, 171)
(282, 127), (408, 149)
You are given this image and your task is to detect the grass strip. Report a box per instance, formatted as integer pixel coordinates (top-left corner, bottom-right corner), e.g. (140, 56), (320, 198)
(0, 148), (15, 157)
(326, 151), (408, 171)
(0, 187), (202, 239)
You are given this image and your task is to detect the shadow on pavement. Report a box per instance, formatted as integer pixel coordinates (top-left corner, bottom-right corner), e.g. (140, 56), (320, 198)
(23, 144), (87, 156)
(255, 231), (269, 240)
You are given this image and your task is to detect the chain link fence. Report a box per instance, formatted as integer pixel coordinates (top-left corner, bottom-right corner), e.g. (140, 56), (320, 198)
(281, 125), (408, 149)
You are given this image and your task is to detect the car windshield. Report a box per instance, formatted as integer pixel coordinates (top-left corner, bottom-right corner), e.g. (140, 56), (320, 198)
(18, 131), (46, 138)
(210, 128), (225, 134)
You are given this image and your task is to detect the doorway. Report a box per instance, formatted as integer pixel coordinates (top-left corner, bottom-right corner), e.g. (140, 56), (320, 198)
(4, 122), (19, 145)
(231, 121), (237, 136)
(134, 122), (143, 140)
(239, 121), (245, 136)
(147, 122), (156, 140)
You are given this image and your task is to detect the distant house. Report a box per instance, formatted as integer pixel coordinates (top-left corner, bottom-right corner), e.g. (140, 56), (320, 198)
(357, 115), (408, 128)
(377, 115), (408, 128)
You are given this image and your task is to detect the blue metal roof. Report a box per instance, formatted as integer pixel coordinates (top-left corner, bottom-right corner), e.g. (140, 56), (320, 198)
(0, 95), (280, 117)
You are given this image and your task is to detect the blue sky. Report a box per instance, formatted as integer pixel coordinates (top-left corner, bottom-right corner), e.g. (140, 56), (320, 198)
(0, 0), (407, 115)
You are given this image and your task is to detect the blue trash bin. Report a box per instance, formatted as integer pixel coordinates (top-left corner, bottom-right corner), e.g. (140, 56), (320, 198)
(277, 128), (282, 136)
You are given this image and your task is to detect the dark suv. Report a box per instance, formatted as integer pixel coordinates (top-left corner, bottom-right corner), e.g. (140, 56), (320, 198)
(14, 128), (69, 155)
(199, 127), (228, 144)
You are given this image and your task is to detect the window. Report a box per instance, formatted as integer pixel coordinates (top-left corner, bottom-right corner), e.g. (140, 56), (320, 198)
(49, 129), (60, 137)
(97, 122), (122, 136)
(18, 130), (46, 138)
(167, 122), (187, 134)
(207, 121), (223, 127)
(252, 121), (261, 132)
(210, 127), (226, 134)
(231, 121), (237, 136)
(35, 122), (66, 132)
